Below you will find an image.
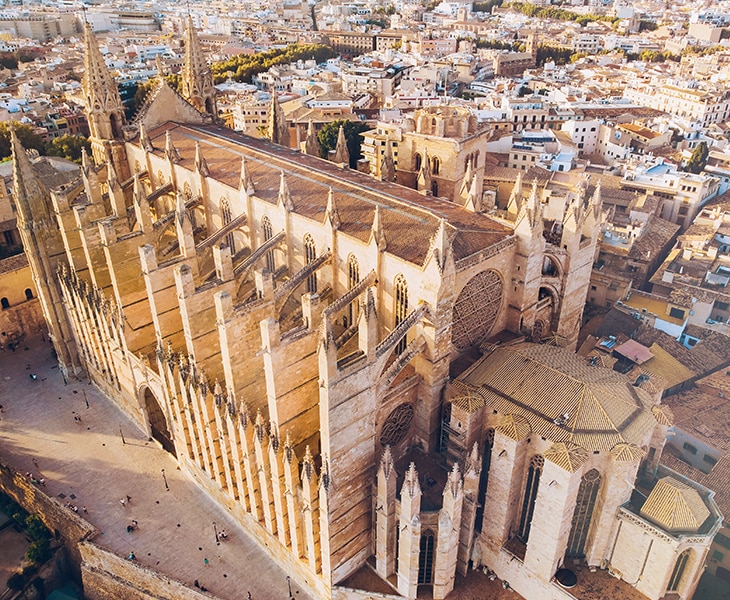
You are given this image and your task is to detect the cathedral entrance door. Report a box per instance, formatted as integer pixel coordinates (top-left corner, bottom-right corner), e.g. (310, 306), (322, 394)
(143, 388), (176, 457)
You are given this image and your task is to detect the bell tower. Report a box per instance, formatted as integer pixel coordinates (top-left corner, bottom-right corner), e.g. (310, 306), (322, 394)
(82, 22), (130, 179)
(181, 15), (217, 117)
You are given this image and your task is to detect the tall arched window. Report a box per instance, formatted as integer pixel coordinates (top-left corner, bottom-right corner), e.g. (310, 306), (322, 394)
(262, 216), (274, 272)
(304, 234), (317, 293)
(566, 469), (601, 558)
(24, 288), (33, 301)
(475, 429), (495, 534)
(394, 274), (408, 354)
(415, 153), (422, 172)
(667, 550), (691, 592)
(517, 455), (544, 543)
(221, 199), (235, 254)
(431, 181), (439, 197)
(418, 529), (435, 584)
(346, 255), (360, 327)
(432, 156), (440, 175)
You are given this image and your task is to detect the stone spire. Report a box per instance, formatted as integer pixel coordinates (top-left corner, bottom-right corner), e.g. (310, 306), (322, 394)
(139, 123), (153, 152)
(194, 141), (209, 176)
(325, 187), (340, 230)
(83, 21), (126, 143)
(332, 124), (349, 166)
(165, 130), (181, 163)
(507, 171), (524, 216)
(239, 155), (254, 195)
(370, 205), (387, 251)
(181, 15), (217, 116)
(380, 138), (395, 182)
(266, 92), (290, 147)
(304, 120), (319, 156)
(277, 170), (294, 212)
(11, 129), (50, 231)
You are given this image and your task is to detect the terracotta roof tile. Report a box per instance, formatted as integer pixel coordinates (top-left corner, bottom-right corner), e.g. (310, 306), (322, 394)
(640, 476), (711, 534)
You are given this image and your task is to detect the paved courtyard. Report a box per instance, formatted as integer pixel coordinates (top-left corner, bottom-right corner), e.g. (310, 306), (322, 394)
(0, 335), (312, 600)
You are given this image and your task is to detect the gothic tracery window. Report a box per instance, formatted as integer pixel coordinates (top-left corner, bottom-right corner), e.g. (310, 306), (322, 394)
(667, 550), (691, 592)
(432, 156), (440, 175)
(475, 429), (495, 534)
(565, 469), (601, 558)
(415, 153), (422, 172)
(304, 234), (317, 293)
(418, 529), (435, 584)
(517, 455), (544, 543)
(379, 403), (414, 447)
(394, 274), (408, 354)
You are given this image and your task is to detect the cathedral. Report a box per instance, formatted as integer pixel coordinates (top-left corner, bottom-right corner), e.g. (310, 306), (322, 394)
(11, 19), (722, 600)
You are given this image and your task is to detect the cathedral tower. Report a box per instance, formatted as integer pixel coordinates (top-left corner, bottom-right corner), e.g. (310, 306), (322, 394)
(82, 22), (129, 179)
(11, 132), (82, 377)
(181, 16), (217, 117)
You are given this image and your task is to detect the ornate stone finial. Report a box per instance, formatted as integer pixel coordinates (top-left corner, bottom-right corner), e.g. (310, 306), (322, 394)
(239, 402), (249, 428)
(507, 171), (523, 215)
(304, 119), (319, 157)
(379, 446), (394, 480)
(240, 155), (255, 195)
(266, 92), (290, 147)
(284, 432), (295, 464)
(269, 424), (280, 454)
(445, 462), (462, 499)
(277, 170), (294, 212)
(155, 53), (165, 76)
(466, 442), (480, 475)
(428, 217), (451, 272)
(325, 187), (340, 230)
(81, 146), (93, 174)
(165, 130), (181, 163)
(139, 123), (154, 152)
(320, 316), (337, 351)
(254, 410), (266, 443)
(320, 455), (331, 491)
(194, 140), (209, 176)
(213, 379), (224, 407)
(380, 137), (395, 183)
(402, 462), (420, 499)
(302, 446), (315, 481)
(332, 124), (350, 166)
(370, 205), (387, 252)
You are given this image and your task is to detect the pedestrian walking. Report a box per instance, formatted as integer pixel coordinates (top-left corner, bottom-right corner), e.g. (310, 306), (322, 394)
(32, 458), (38, 468)
(204, 558), (209, 567)
(120, 498), (126, 507)
(126, 495), (132, 503)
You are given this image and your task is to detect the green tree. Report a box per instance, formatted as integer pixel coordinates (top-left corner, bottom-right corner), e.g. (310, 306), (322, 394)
(211, 44), (337, 85)
(45, 135), (91, 164)
(0, 122), (45, 161)
(25, 539), (50, 564)
(686, 141), (709, 174)
(317, 120), (370, 169)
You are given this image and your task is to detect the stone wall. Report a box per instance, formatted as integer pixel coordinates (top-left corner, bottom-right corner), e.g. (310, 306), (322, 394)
(0, 462), (96, 576)
(332, 585), (404, 600)
(79, 542), (216, 600)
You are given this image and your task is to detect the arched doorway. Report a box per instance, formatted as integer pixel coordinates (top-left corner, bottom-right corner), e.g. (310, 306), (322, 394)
(143, 388), (176, 456)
